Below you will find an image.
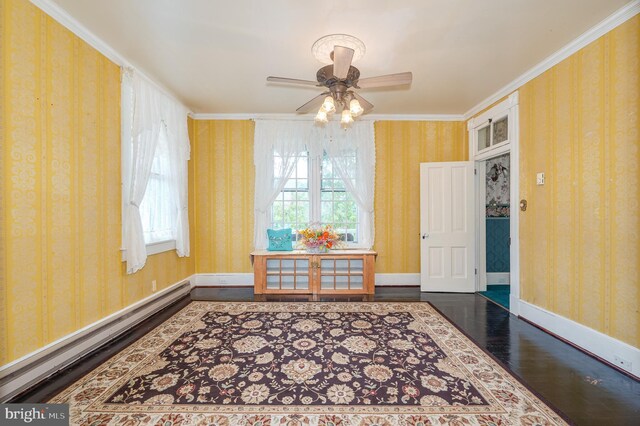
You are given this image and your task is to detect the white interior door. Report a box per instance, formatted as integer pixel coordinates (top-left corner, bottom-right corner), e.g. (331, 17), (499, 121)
(420, 162), (475, 292)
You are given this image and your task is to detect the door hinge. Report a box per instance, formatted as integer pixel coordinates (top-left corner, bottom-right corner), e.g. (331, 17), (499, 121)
(509, 237), (511, 246)
(475, 268), (478, 275)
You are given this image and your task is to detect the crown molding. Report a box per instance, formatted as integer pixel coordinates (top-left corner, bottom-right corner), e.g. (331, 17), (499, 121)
(189, 113), (465, 122)
(30, 0), (127, 66)
(32, 0), (637, 122)
(29, 0), (191, 112)
(463, 0), (640, 120)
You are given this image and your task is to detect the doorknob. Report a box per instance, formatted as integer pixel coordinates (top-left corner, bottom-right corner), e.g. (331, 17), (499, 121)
(422, 233), (429, 239)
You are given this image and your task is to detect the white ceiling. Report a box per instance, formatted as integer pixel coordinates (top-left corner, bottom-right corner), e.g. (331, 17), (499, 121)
(50, 0), (630, 115)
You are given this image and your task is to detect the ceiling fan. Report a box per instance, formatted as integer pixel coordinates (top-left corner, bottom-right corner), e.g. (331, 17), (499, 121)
(267, 35), (412, 126)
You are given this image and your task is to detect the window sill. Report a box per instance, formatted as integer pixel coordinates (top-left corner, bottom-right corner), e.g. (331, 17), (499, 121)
(146, 239), (176, 256)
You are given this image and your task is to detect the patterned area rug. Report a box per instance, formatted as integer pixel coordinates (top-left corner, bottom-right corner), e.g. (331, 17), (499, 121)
(51, 302), (568, 425)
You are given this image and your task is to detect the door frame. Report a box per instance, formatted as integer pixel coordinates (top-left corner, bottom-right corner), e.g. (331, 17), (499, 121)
(467, 92), (520, 315)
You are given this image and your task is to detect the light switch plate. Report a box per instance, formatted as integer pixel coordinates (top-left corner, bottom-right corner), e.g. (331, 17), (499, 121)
(536, 172), (545, 185)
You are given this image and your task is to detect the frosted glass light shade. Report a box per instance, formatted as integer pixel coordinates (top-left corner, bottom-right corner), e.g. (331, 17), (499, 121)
(350, 99), (364, 117)
(322, 96), (336, 113)
(341, 109), (354, 128)
(315, 109), (328, 124)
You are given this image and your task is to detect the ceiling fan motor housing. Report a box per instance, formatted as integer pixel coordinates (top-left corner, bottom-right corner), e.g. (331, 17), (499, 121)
(316, 65), (360, 89)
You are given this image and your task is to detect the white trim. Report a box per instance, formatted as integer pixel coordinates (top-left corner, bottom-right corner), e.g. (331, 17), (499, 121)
(470, 93), (520, 315)
(189, 113), (465, 122)
(517, 299), (640, 378)
(0, 276), (193, 401)
(463, 1), (640, 119)
(486, 272), (510, 285)
(193, 273), (255, 287)
(375, 273), (420, 286)
(475, 161), (487, 292)
(146, 239), (177, 256)
(508, 99), (521, 316)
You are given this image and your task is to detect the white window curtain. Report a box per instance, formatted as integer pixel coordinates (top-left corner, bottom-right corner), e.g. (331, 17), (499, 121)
(123, 71), (191, 274)
(321, 121), (376, 249)
(253, 121), (313, 250)
(164, 101), (191, 257)
(253, 120), (375, 249)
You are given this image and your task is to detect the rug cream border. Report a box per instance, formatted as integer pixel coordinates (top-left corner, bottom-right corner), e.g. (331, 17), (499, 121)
(50, 302), (569, 425)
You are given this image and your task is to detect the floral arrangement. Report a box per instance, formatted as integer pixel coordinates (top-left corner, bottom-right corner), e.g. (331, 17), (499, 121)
(296, 224), (342, 252)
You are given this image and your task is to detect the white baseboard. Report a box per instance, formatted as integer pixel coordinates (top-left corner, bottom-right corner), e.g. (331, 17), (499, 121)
(487, 272), (510, 285)
(193, 273), (254, 287)
(517, 299), (640, 378)
(0, 276), (193, 401)
(375, 273), (420, 286)
(192, 273), (421, 287)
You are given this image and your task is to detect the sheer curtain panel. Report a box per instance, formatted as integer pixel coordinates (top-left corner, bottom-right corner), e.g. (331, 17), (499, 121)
(253, 121), (313, 249)
(122, 70), (191, 274)
(321, 121), (376, 248)
(253, 120), (375, 249)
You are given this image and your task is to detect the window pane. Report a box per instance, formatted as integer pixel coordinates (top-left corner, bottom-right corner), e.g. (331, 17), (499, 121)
(321, 202), (333, 223)
(140, 129), (176, 244)
(478, 125), (490, 151)
(493, 116), (508, 144)
(333, 191), (348, 201)
(296, 202), (309, 225)
(321, 191), (333, 201)
(272, 202), (284, 225)
(271, 153), (310, 232)
(320, 152), (359, 244)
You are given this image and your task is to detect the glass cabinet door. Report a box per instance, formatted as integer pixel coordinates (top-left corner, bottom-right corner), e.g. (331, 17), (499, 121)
(318, 257), (364, 291)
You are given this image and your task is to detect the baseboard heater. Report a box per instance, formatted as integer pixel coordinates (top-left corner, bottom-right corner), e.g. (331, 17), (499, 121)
(0, 280), (192, 402)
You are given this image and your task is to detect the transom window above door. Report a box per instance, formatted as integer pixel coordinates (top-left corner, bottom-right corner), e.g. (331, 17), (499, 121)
(477, 115), (509, 153)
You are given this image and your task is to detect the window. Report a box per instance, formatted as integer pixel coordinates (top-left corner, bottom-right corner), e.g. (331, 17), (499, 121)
(138, 125), (177, 245)
(271, 152), (310, 234)
(320, 154), (358, 242)
(270, 151), (360, 245)
(121, 69), (191, 273)
(254, 120), (374, 250)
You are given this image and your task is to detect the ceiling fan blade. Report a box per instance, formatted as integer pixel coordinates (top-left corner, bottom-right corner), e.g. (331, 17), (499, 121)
(356, 72), (413, 89)
(296, 92), (329, 113)
(332, 46), (354, 79)
(267, 76), (319, 86)
(352, 92), (374, 112)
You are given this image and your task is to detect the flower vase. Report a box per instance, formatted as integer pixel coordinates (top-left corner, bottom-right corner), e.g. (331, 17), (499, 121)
(306, 246), (328, 254)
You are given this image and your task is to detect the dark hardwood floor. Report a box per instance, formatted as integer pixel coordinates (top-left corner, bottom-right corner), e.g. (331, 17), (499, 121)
(13, 287), (640, 425)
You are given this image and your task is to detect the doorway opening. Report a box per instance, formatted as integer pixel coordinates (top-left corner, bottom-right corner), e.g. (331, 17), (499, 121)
(468, 91), (520, 315)
(478, 153), (511, 309)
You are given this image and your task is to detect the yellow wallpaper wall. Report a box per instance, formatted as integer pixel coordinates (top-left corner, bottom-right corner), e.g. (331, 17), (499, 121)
(191, 120), (467, 274)
(192, 120), (255, 273)
(519, 15), (639, 347)
(0, 0), (194, 365)
(374, 121), (468, 273)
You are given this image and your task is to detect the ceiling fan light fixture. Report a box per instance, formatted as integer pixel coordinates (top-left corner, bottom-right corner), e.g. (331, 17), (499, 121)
(322, 96), (336, 113)
(341, 109), (354, 128)
(315, 109), (329, 124)
(349, 98), (364, 117)
(312, 34), (366, 65)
